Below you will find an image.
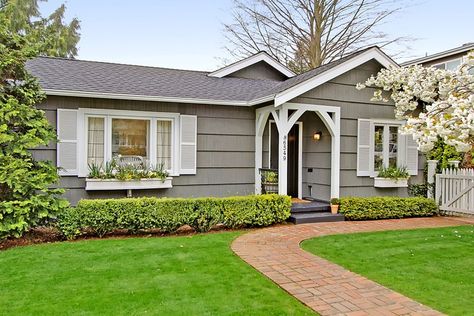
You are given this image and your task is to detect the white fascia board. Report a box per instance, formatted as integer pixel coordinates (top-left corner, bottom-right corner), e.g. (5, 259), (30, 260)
(208, 52), (295, 78)
(401, 44), (474, 66)
(43, 89), (274, 107)
(274, 47), (399, 107)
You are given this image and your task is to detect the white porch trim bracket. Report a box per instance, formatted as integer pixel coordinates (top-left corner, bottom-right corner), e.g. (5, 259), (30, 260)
(255, 102), (341, 198)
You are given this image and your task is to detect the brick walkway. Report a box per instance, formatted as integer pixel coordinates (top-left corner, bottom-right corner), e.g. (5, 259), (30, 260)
(232, 217), (474, 316)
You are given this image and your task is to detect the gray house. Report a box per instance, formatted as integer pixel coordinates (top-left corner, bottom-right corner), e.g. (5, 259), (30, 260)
(402, 42), (474, 70)
(27, 47), (422, 205)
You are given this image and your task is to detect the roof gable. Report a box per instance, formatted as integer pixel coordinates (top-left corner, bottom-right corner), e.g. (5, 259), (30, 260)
(271, 47), (398, 106)
(208, 51), (295, 79)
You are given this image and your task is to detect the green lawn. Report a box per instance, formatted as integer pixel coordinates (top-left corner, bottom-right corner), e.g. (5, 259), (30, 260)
(302, 225), (474, 316)
(0, 232), (313, 316)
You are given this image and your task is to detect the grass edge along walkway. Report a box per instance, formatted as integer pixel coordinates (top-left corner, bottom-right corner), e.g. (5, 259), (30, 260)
(232, 217), (471, 315)
(302, 224), (474, 316)
(0, 231), (314, 316)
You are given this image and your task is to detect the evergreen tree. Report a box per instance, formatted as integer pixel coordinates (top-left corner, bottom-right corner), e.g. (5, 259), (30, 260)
(0, 6), (69, 239)
(1, 0), (80, 57)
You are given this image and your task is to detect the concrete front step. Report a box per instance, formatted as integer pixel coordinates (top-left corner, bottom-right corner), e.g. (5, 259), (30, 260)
(289, 212), (345, 224)
(291, 201), (330, 213)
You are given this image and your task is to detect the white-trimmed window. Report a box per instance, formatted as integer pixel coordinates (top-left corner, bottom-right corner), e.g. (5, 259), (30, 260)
(56, 108), (197, 177)
(83, 111), (177, 175)
(373, 124), (400, 171)
(432, 58), (462, 71)
(357, 119), (418, 177)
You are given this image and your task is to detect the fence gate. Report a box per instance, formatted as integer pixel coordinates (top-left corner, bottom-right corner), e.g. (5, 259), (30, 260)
(435, 168), (474, 214)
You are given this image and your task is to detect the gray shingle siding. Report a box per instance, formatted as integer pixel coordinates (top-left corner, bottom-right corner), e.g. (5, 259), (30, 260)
(34, 96), (256, 205)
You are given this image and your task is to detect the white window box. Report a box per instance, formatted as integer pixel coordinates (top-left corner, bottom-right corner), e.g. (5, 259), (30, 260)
(85, 177), (173, 191)
(374, 177), (408, 188)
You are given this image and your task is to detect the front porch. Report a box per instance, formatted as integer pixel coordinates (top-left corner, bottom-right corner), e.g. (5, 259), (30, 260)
(255, 102), (341, 200)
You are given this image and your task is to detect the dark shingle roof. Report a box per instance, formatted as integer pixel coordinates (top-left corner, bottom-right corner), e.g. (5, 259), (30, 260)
(26, 57), (281, 102)
(26, 47), (378, 104)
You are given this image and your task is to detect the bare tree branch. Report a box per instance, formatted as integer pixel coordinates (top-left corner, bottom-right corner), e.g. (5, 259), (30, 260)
(223, 0), (414, 73)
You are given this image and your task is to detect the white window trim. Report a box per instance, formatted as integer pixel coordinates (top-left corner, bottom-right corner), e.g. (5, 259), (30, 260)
(432, 57), (462, 71)
(366, 119), (404, 178)
(77, 108), (180, 177)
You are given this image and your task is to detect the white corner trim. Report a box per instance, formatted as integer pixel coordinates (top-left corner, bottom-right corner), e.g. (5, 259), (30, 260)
(208, 52), (295, 78)
(43, 89), (274, 107)
(274, 47), (399, 106)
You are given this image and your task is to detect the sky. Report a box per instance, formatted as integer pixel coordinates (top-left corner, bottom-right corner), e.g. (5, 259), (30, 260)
(40, 0), (474, 71)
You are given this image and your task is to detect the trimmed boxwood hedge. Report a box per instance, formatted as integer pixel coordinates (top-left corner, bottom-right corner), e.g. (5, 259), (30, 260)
(339, 197), (438, 220)
(57, 194), (291, 239)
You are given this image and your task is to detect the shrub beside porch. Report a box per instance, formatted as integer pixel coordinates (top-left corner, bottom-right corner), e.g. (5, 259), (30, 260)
(338, 197), (438, 220)
(58, 194), (291, 239)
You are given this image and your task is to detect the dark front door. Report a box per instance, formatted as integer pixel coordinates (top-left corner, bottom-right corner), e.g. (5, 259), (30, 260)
(270, 122), (299, 197)
(287, 124), (299, 197)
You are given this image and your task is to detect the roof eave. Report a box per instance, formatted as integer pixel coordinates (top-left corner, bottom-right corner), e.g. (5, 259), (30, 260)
(401, 44), (474, 66)
(43, 89), (274, 107)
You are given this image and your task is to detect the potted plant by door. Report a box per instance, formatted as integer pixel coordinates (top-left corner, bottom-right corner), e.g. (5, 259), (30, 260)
(330, 198), (340, 214)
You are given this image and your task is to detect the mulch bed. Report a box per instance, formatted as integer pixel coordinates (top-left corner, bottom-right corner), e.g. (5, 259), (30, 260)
(0, 222), (293, 251)
(0, 227), (62, 251)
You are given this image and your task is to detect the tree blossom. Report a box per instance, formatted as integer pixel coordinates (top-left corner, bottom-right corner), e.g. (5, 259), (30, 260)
(358, 51), (474, 152)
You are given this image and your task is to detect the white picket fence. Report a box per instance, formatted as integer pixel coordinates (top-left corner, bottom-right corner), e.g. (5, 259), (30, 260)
(435, 168), (474, 214)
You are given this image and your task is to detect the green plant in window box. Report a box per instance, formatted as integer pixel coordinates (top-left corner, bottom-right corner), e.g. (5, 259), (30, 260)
(147, 163), (169, 181)
(374, 166), (410, 188)
(377, 166), (410, 179)
(103, 159), (117, 179)
(115, 164), (139, 181)
(87, 163), (103, 179)
(87, 161), (168, 181)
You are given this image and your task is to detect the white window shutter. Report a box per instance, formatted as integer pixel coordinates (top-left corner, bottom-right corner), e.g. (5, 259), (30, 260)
(402, 134), (419, 175)
(57, 109), (78, 176)
(357, 119), (373, 176)
(180, 115), (197, 174)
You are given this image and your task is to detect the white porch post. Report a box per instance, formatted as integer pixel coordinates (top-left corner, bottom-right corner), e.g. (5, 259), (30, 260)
(330, 110), (341, 198)
(277, 107), (289, 195)
(255, 133), (263, 194)
(255, 109), (270, 194)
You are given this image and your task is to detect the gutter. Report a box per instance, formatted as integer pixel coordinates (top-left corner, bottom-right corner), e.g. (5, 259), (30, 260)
(43, 89), (275, 107)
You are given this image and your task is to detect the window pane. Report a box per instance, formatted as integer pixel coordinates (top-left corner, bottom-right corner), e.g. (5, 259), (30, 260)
(374, 125), (384, 171)
(112, 119), (149, 161)
(433, 63), (445, 70)
(388, 126), (398, 167)
(446, 59), (461, 71)
(157, 120), (172, 170)
(87, 117), (104, 166)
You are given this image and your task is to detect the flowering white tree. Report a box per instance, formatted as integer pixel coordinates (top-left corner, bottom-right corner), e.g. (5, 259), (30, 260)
(358, 51), (474, 153)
